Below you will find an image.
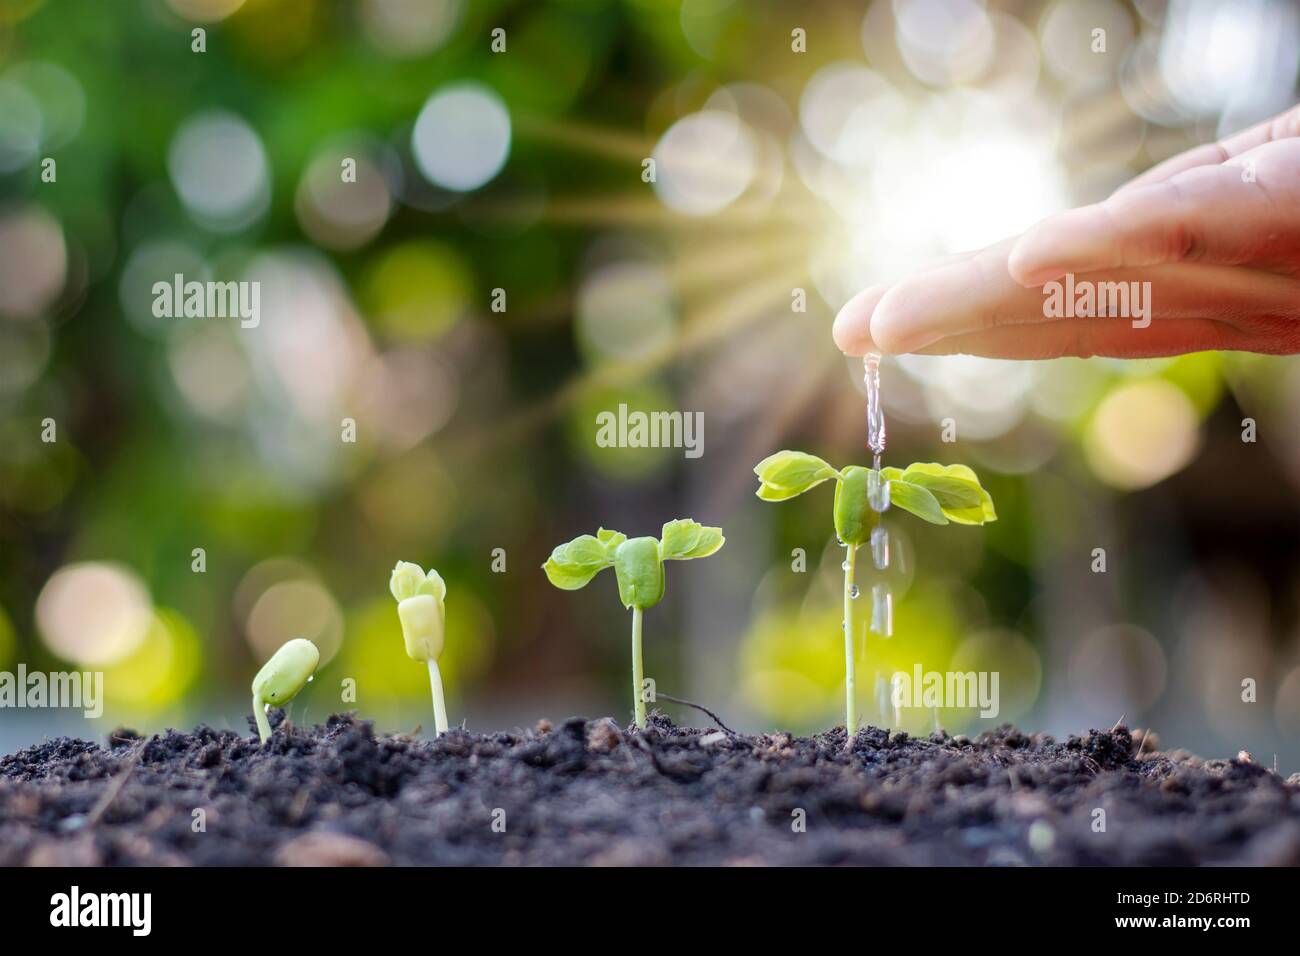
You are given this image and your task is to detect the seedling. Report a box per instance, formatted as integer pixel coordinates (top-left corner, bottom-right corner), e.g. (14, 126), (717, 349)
(251, 638), (320, 743)
(543, 519), (724, 728)
(754, 452), (996, 734)
(390, 561), (450, 734)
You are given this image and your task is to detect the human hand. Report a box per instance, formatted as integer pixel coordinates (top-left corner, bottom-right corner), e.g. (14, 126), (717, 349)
(832, 105), (1300, 359)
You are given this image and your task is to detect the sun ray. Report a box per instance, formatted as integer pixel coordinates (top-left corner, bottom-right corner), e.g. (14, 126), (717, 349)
(448, 261), (815, 460)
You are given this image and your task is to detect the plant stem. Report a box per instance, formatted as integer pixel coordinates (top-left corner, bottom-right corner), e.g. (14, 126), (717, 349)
(631, 605), (646, 727)
(844, 543), (858, 741)
(427, 660), (449, 735)
(253, 693), (271, 743)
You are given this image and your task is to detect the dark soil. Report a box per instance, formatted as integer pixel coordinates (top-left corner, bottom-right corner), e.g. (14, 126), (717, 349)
(2, 711), (1299, 866)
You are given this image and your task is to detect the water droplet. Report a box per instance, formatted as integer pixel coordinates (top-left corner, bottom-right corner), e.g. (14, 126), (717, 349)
(849, 584), (860, 599)
(871, 526), (889, 570)
(870, 584), (893, 636)
(868, 468), (890, 513)
(841, 560), (850, 571)
(307, 676), (314, 683)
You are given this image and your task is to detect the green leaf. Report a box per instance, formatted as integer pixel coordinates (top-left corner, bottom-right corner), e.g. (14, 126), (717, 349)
(900, 474), (981, 510)
(418, 567), (447, 601)
(660, 518), (725, 561)
(888, 480), (948, 525)
(390, 561), (427, 602)
(902, 463), (996, 524)
(596, 528), (627, 549)
(390, 561), (446, 602)
(754, 450), (838, 500)
(756, 482), (805, 502)
(542, 534), (615, 590)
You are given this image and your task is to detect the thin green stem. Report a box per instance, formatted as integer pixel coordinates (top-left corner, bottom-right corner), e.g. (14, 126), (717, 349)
(427, 660), (449, 735)
(844, 542), (858, 741)
(253, 693), (271, 743)
(631, 605), (646, 727)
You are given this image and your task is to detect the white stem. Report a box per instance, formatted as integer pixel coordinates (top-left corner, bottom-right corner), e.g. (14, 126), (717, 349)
(427, 660), (449, 735)
(253, 694), (271, 743)
(631, 606), (646, 727)
(843, 543), (858, 742)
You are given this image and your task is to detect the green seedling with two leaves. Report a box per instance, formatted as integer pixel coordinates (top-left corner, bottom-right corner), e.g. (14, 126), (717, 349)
(543, 519), (724, 727)
(754, 451), (996, 736)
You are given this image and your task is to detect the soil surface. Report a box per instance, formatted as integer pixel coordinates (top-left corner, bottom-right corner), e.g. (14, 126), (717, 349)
(2, 712), (1298, 866)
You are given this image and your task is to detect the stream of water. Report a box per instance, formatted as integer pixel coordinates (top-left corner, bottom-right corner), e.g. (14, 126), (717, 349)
(862, 352), (893, 725)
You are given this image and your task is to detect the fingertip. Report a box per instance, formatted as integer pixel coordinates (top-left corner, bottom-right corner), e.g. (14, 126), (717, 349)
(832, 285), (884, 356)
(1009, 206), (1118, 285)
(869, 284), (940, 355)
(1007, 226), (1061, 287)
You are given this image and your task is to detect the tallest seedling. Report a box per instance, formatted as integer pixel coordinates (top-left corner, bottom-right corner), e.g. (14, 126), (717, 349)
(544, 519), (724, 727)
(754, 453), (996, 735)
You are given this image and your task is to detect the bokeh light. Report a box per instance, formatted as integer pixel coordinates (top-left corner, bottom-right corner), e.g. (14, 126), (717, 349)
(245, 577), (343, 668)
(0, 77), (41, 172)
(1070, 624), (1168, 719)
(799, 63), (902, 169)
(1039, 0), (1134, 85)
(118, 238), (208, 338)
(164, 0), (246, 22)
(651, 110), (756, 215)
(576, 260), (676, 362)
(412, 83), (512, 192)
(361, 239), (472, 341)
(0, 205), (65, 320)
(101, 609), (203, 710)
(360, 0), (461, 58)
(295, 142), (392, 251)
(0, 320), (51, 397)
(167, 111), (271, 231)
(36, 563), (153, 666)
(893, 0), (995, 86)
(167, 322), (252, 421)
(5, 60), (84, 150)
(356, 347), (458, 450)
(1084, 379), (1201, 489)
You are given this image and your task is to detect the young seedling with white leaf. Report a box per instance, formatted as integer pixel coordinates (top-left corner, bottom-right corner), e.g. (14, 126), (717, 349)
(754, 452), (996, 735)
(251, 638), (320, 744)
(390, 561), (451, 734)
(543, 520), (724, 728)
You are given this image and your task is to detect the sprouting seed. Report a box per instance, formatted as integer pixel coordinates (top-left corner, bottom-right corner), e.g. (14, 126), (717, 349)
(390, 561), (450, 735)
(542, 519), (724, 728)
(250, 638), (320, 744)
(753, 452), (996, 736)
